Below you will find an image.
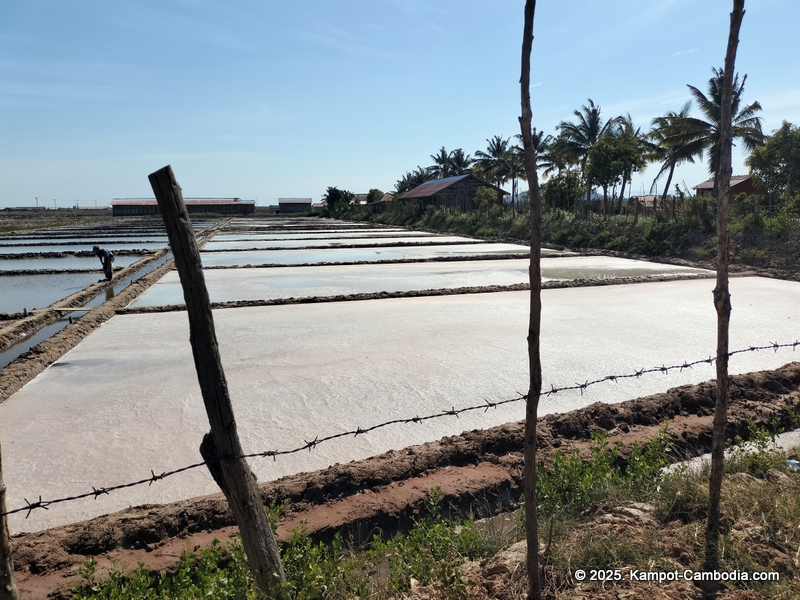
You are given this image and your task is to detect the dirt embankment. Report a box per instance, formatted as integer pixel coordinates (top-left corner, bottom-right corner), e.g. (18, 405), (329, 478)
(11, 362), (800, 599)
(118, 272), (715, 315)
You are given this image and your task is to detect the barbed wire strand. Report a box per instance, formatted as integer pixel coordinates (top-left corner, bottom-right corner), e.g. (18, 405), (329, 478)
(5, 340), (799, 519)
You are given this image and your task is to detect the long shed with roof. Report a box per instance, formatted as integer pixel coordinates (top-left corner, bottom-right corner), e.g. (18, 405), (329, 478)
(398, 175), (507, 211)
(278, 198), (313, 213)
(111, 198), (254, 216)
(693, 175), (756, 198)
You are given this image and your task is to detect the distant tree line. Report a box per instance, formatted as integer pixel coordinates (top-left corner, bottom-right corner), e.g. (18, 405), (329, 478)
(388, 67), (800, 222)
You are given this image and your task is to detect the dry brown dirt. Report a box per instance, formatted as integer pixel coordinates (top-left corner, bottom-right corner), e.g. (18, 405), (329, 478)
(10, 362), (800, 599)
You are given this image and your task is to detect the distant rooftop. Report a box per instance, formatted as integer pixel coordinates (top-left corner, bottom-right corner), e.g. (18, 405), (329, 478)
(399, 174), (508, 199)
(693, 175), (752, 190)
(110, 198), (253, 206)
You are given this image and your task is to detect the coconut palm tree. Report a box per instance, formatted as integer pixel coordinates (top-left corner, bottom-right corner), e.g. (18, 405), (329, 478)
(669, 68), (764, 198)
(447, 148), (475, 175)
(614, 114), (651, 213)
(556, 99), (622, 204)
(514, 127), (555, 177)
(427, 147), (474, 179)
(474, 136), (513, 190)
(427, 146), (453, 179)
(648, 102), (699, 211)
(395, 166), (430, 195)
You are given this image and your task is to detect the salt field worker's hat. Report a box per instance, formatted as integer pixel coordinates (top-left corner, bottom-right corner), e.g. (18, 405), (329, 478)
(93, 245), (100, 252)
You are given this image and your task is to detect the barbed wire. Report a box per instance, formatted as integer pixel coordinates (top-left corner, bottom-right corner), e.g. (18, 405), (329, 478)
(5, 340), (799, 519)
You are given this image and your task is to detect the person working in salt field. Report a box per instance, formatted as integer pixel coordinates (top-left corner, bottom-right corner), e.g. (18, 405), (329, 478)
(93, 245), (115, 280)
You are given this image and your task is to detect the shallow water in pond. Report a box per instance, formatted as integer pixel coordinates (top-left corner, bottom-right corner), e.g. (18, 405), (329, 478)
(203, 236), (478, 251)
(212, 231), (430, 241)
(81, 253), (173, 309)
(0, 255), (143, 272)
(0, 242), (168, 254)
(0, 235), (170, 245)
(198, 243), (536, 267)
(130, 256), (710, 307)
(0, 272), (100, 313)
(0, 316), (75, 370)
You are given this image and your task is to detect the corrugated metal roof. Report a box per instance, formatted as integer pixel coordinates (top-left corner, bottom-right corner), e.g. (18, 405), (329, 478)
(399, 175), (470, 199)
(278, 198), (313, 204)
(398, 174), (508, 199)
(693, 175), (751, 190)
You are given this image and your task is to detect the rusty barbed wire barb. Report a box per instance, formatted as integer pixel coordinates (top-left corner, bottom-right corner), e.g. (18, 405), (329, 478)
(4, 340), (800, 519)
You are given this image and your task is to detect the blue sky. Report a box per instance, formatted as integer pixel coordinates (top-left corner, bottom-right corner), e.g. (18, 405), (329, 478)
(1, 0), (798, 208)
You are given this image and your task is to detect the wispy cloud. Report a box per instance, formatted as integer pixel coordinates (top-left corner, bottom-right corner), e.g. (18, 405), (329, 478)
(109, 1), (259, 52)
(303, 19), (404, 60)
(673, 48), (699, 57)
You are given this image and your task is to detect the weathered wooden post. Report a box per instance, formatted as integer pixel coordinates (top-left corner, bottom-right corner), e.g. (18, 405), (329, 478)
(0, 444), (20, 600)
(149, 166), (285, 596)
(519, 2), (543, 599)
(705, 0), (745, 577)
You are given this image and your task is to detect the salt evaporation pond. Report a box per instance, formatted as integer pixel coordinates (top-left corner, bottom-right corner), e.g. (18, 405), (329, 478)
(212, 231), (431, 241)
(3, 276), (799, 532)
(198, 243), (540, 267)
(0, 255), (143, 272)
(0, 242), (167, 254)
(0, 235), (171, 245)
(0, 272), (99, 313)
(130, 257), (711, 307)
(203, 236), (480, 251)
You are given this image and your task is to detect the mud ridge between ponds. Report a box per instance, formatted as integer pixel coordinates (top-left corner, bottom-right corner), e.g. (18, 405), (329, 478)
(11, 362), (800, 599)
(118, 272), (716, 314)
(0, 239), (168, 247)
(199, 240), (487, 252)
(0, 250), (158, 260)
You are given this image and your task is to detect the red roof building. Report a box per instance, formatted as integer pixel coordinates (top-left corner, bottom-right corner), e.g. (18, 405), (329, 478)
(398, 174), (508, 211)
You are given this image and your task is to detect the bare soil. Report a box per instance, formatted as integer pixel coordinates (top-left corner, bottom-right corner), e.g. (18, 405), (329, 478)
(10, 362), (800, 599)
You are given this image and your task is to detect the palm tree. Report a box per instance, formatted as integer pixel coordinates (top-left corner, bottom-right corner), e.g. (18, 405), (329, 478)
(395, 166), (430, 195)
(474, 136), (513, 190)
(427, 147), (474, 179)
(556, 99), (622, 204)
(648, 102), (698, 211)
(614, 114), (651, 213)
(427, 146), (453, 179)
(515, 127), (555, 177)
(669, 68), (764, 198)
(447, 148), (475, 175)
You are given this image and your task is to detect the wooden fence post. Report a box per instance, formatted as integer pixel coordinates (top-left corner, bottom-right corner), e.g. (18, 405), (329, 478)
(519, 2), (543, 599)
(0, 444), (20, 600)
(149, 166), (286, 596)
